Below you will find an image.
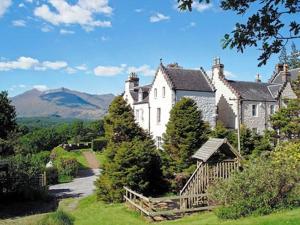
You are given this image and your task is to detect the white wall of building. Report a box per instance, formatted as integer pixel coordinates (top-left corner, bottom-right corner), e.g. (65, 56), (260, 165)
(133, 103), (150, 131)
(176, 90), (216, 128)
(149, 69), (174, 143)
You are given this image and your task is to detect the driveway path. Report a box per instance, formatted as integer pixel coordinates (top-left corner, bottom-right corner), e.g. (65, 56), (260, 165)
(49, 151), (100, 198)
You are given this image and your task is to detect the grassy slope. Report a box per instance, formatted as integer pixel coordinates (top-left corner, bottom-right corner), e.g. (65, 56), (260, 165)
(65, 195), (300, 225)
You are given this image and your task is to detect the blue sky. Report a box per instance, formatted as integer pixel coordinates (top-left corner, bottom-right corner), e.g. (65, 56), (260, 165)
(0, 0), (299, 97)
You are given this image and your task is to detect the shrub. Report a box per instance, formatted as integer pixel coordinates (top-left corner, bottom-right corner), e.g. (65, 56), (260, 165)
(56, 158), (78, 178)
(92, 138), (107, 151)
(38, 209), (74, 225)
(208, 142), (300, 219)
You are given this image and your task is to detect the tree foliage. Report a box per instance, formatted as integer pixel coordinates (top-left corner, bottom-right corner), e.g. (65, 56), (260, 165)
(177, 0), (300, 66)
(0, 91), (17, 139)
(208, 141), (300, 219)
(163, 98), (208, 176)
(96, 96), (164, 202)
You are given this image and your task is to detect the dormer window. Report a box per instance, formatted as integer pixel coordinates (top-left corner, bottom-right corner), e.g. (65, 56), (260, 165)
(154, 88), (157, 99)
(162, 87), (165, 98)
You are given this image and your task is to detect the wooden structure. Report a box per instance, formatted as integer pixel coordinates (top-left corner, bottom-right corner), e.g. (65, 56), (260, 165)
(180, 138), (241, 209)
(124, 138), (241, 219)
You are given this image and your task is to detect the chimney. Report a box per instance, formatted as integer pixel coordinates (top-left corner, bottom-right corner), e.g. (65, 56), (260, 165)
(255, 73), (261, 83)
(125, 72), (139, 92)
(275, 63), (284, 74)
(282, 64), (290, 83)
(212, 57), (224, 83)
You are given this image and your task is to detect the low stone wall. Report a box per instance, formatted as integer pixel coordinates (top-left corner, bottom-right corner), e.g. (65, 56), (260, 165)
(61, 143), (91, 151)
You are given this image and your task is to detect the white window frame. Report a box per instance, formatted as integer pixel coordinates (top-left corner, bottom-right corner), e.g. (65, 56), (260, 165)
(252, 104), (257, 117)
(270, 105), (275, 115)
(135, 109), (139, 121)
(162, 87), (165, 98)
(156, 136), (162, 149)
(154, 88), (157, 99)
(140, 109), (144, 122)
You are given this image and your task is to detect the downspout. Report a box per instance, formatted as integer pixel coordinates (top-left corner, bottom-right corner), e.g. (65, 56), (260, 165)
(237, 98), (241, 155)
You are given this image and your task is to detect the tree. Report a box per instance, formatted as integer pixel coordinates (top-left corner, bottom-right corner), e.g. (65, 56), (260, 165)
(95, 96), (164, 202)
(0, 91), (17, 139)
(177, 0), (300, 66)
(163, 98), (208, 174)
(279, 46), (289, 64)
(289, 42), (300, 69)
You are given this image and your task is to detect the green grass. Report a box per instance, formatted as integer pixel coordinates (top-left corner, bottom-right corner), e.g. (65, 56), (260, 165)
(60, 195), (300, 225)
(52, 147), (90, 169)
(94, 152), (107, 168)
(1, 195), (299, 225)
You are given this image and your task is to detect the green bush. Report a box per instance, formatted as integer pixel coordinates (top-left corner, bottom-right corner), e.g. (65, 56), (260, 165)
(92, 137), (107, 151)
(56, 158), (78, 178)
(208, 142), (300, 219)
(38, 209), (74, 225)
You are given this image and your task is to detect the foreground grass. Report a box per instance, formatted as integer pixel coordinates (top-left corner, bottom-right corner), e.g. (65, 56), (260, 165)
(94, 152), (106, 168)
(1, 195), (299, 225)
(63, 195), (300, 225)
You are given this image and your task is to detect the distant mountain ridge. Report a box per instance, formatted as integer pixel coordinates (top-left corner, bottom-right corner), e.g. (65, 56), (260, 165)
(11, 88), (115, 120)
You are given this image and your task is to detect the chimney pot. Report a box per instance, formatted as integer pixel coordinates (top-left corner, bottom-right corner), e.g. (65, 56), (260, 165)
(255, 73), (261, 83)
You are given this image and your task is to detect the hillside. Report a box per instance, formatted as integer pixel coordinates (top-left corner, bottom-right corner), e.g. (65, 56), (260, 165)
(11, 88), (114, 120)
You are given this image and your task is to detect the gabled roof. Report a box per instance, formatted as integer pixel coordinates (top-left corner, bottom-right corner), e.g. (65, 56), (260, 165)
(227, 80), (276, 101)
(192, 138), (241, 162)
(269, 68), (300, 84)
(161, 65), (214, 92)
(268, 84), (283, 98)
(130, 84), (152, 103)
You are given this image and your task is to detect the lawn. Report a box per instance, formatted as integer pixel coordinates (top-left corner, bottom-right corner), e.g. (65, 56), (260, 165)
(62, 195), (300, 225)
(94, 151), (106, 168)
(1, 195), (299, 225)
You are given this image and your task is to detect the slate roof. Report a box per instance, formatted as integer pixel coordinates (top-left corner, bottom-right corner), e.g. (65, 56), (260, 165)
(267, 84), (283, 98)
(131, 84), (152, 104)
(163, 67), (214, 92)
(227, 80), (276, 101)
(269, 68), (300, 84)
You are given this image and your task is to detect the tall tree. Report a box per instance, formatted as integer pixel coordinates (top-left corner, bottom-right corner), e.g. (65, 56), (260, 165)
(0, 91), (17, 139)
(289, 42), (300, 69)
(163, 97), (208, 174)
(177, 0), (300, 66)
(279, 46), (289, 64)
(96, 96), (163, 202)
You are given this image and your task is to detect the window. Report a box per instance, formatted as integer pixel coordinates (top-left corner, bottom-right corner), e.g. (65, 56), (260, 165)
(162, 87), (165, 98)
(252, 104), (257, 117)
(135, 110), (139, 121)
(140, 109), (144, 122)
(138, 92), (143, 102)
(157, 108), (161, 124)
(252, 128), (258, 134)
(156, 136), (162, 149)
(154, 88), (157, 98)
(270, 105), (275, 115)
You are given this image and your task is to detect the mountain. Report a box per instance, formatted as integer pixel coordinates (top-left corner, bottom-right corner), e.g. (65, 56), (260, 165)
(11, 88), (115, 120)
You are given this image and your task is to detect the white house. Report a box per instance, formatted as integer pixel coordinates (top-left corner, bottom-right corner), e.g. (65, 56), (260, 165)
(124, 63), (216, 147)
(124, 59), (298, 146)
(211, 58), (298, 134)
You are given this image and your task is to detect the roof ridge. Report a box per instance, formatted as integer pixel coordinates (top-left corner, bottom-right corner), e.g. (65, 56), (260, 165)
(219, 77), (241, 99)
(200, 67), (216, 91)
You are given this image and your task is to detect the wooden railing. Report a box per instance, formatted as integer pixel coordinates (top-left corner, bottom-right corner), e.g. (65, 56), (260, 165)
(124, 187), (213, 218)
(179, 160), (239, 209)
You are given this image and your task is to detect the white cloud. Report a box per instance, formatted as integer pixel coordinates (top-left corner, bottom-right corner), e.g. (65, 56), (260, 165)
(0, 57), (68, 71)
(65, 67), (77, 74)
(25, 0), (33, 3)
(12, 20), (26, 27)
(60, 29), (75, 34)
(100, 36), (109, 41)
(192, 2), (213, 12)
(0, 0), (11, 18)
(33, 85), (49, 91)
(41, 25), (52, 32)
(75, 64), (88, 71)
(127, 65), (155, 76)
(34, 0), (112, 31)
(150, 13), (170, 23)
(135, 9), (143, 13)
(206, 69), (237, 79)
(94, 65), (124, 76)
(19, 3), (25, 8)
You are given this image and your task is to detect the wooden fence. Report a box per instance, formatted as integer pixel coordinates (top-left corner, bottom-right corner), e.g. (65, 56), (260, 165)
(124, 187), (214, 218)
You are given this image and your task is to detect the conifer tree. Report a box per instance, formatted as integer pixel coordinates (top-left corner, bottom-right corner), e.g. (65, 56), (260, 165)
(163, 98), (208, 174)
(289, 42), (300, 69)
(279, 46), (288, 64)
(0, 91), (17, 139)
(96, 96), (164, 202)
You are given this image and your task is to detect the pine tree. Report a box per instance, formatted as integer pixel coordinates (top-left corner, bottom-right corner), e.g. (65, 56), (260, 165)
(163, 98), (208, 174)
(279, 46), (288, 64)
(95, 96), (164, 202)
(289, 42), (300, 69)
(0, 91), (17, 139)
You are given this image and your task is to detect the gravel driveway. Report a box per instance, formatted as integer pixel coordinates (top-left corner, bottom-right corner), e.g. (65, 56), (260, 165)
(49, 169), (100, 198)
